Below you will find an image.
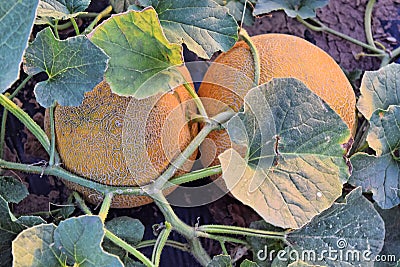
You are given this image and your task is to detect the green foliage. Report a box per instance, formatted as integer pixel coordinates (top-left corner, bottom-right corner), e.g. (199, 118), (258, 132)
(134, 0), (239, 59)
(36, 0), (91, 24)
(0, 0), (38, 92)
(240, 259), (260, 267)
(0, 176), (29, 203)
(254, 0), (329, 18)
(23, 27), (109, 107)
(89, 8), (183, 98)
(215, 0), (257, 26)
(219, 78), (350, 229)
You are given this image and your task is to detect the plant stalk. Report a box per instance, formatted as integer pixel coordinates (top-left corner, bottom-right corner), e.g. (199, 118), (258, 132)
(364, 0), (376, 48)
(183, 82), (208, 118)
(197, 225), (287, 241)
(98, 192), (113, 222)
(48, 104), (56, 166)
(135, 240), (190, 252)
(152, 222), (172, 266)
(167, 165), (222, 188)
(83, 5), (113, 34)
(70, 18), (80, 35)
(239, 29), (260, 86)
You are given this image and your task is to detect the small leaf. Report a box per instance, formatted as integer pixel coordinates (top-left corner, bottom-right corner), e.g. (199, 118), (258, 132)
(0, 0), (38, 92)
(207, 255), (233, 267)
(105, 216), (144, 245)
(254, 0), (328, 18)
(357, 63), (400, 120)
(89, 8), (184, 97)
(12, 224), (60, 267)
(36, 0), (90, 24)
(286, 188), (385, 266)
(219, 78), (350, 229)
(349, 106), (400, 209)
(0, 196), (25, 266)
(23, 27), (109, 108)
(0, 176), (29, 203)
(16, 216), (47, 228)
(54, 215), (123, 267)
(240, 259), (260, 267)
(136, 0), (239, 59)
(215, 0), (256, 26)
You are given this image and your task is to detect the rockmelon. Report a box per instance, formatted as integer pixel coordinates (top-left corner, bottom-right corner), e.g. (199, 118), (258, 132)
(198, 33), (356, 170)
(49, 67), (197, 208)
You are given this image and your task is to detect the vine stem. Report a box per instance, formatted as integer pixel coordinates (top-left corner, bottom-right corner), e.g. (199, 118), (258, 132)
(239, 29), (260, 86)
(48, 104), (56, 166)
(297, 16), (386, 55)
(197, 225), (287, 241)
(151, 222), (172, 266)
(167, 165), (222, 187)
(364, 0), (376, 48)
(135, 240), (190, 252)
(83, 5), (113, 34)
(153, 191), (211, 266)
(98, 192), (113, 223)
(183, 82), (208, 118)
(70, 18), (80, 35)
(0, 94), (50, 154)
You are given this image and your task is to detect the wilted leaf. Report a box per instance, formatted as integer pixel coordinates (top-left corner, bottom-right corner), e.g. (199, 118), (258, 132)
(254, 0), (328, 18)
(219, 78), (350, 229)
(0, 196), (25, 267)
(349, 106), (400, 209)
(12, 224), (60, 267)
(89, 8), (184, 97)
(136, 0), (238, 59)
(357, 63), (400, 120)
(0, 176), (29, 203)
(0, 0), (38, 92)
(23, 27), (109, 107)
(207, 255), (233, 267)
(286, 188), (385, 266)
(36, 0), (90, 24)
(54, 215), (123, 267)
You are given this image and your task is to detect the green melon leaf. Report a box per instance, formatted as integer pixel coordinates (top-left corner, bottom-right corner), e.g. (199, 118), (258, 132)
(135, 0), (238, 59)
(89, 8), (184, 97)
(0, 196), (25, 267)
(214, 0), (256, 26)
(240, 259), (260, 267)
(349, 105), (400, 209)
(219, 78), (350, 229)
(23, 27), (109, 108)
(254, 0), (328, 18)
(16, 216), (47, 228)
(207, 255), (233, 267)
(0, 176), (29, 204)
(54, 215), (123, 267)
(36, 0), (90, 25)
(0, 0), (38, 92)
(284, 188), (385, 266)
(357, 63), (400, 120)
(105, 216), (144, 245)
(12, 224), (60, 267)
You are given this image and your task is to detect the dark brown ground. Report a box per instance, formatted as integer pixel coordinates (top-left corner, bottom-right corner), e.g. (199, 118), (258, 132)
(2, 0), (400, 265)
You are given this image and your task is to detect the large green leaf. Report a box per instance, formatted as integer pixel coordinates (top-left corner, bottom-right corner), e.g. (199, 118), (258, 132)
(357, 63), (400, 120)
(254, 0), (328, 18)
(89, 8), (184, 97)
(36, 0), (90, 24)
(12, 224), (60, 267)
(0, 176), (29, 204)
(284, 188), (385, 266)
(219, 78), (350, 229)
(0, 0), (38, 92)
(135, 0), (238, 59)
(23, 27), (109, 108)
(54, 215), (123, 267)
(349, 105), (400, 209)
(0, 196), (25, 267)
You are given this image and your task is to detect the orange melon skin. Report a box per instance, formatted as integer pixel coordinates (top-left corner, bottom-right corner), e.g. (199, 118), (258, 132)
(50, 68), (197, 208)
(198, 33), (356, 170)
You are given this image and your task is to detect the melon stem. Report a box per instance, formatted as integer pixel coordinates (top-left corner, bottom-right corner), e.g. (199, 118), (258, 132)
(239, 29), (261, 86)
(183, 82), (208, 118)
